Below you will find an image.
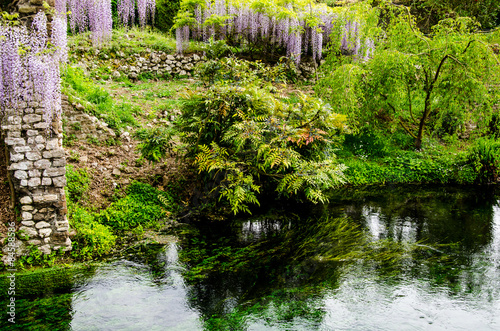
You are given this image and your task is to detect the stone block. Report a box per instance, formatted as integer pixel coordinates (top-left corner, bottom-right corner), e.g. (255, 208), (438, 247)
(23, 114), (42, 123)
(26, 151), (42, 161)
(38, 244), (51, 254)
(35, 221), (51, 229)
(21, 205), (34, 211)
(7, 116), (22, 125)
(20, 196), (32, 204)
(42, 177), (52, 186)
(7, 131), (21, 138)
(52, 158), (66, 167)
(9, 161), (33, 171)
(43, 167), (65, 177)
(34, 122), (49, 129)
(20, 179), (28, 186)
(52, 176), (67, 187)
(43, 150), (65, 158)
(1, 124), (21, 131)
(34, 159), (51, 169)
(45, 138), (59, 150)
(10, 153), (25, 162)
(28, 177), (41, 187)
(14, 146), (32, 153)
(4, 138), (25, 146)
(22, 212), (33, 220)
(29, 169), (41, 177)
(35, 135), (46, 144)
(33, 194), (58, 203)
(27, 130), (38, 136)
(22, 221), (35, 227)
(28, 239), (42, 245)
(14, 170), (28, 180)
(39, 228), (52, 238)
(19, 226), (38, 238)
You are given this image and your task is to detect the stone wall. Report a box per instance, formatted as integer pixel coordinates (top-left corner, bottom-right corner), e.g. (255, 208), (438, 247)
(120, 52), (202, 80)
(1, 103), (71, 257)
(80, 49), (319, 81)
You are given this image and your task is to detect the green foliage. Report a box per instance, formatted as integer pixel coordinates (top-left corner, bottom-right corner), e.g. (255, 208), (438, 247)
(69, 204), (117, 260)
(466, 137), (500, 184)
(176, 58), (347, 213)
(343, 150), (476, 186)
(198, 37), (233, 59)
(65, 165), (91, 203)
(68, 27), (177, 57)
(195, 56), (296, 87)
(95, 181), (176, 230)
(135, 127), (175, 163)
(15, 246), (62, 269)
(399, 0), (500, 32)
(155, 0), (182, 32)
(317, 9), (500, 150)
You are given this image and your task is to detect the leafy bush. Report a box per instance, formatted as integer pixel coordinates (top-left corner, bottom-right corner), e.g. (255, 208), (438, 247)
(399, 0), (500, 32)
(95, 181), (176, 230)
(466, 137), (500, 184)
(176, 57), (347, 214)
(66, 166), (91, 203)
(195, 56), (295, 87)
(135, 126), (175, 163)
(69, 204), (117, 260)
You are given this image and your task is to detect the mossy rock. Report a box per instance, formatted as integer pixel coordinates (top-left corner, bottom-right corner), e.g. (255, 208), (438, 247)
(0, 264), (96, 299)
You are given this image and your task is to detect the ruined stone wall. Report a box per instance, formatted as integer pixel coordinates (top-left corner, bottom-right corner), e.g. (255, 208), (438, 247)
(1, 104), (71, 256)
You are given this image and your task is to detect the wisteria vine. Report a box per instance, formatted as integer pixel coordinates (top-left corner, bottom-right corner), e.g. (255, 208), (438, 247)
(174, 0), (375, 64)
(117, 0), (156, 28)
(66, 0), (113, 45)
(0, 11), (67, 122)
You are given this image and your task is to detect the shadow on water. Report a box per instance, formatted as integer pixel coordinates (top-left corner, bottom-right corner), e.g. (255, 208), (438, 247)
(2, 185), (500, 330)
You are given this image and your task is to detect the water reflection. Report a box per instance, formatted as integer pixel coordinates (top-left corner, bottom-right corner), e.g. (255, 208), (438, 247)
(4, 185), (500, 330)
(70, 243), (200, 331)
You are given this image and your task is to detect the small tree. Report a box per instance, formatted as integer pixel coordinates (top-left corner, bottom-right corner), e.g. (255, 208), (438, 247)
(316, 10), (500, 150)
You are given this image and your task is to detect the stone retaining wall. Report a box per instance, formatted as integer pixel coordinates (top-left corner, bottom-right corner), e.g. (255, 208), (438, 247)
(118, 52), (318, 80)
(76, 48), (319, 81)
(1, 104), (71, 257)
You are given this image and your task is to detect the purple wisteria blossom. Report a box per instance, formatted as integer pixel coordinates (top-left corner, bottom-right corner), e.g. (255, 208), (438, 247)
(0, 12), (66, 123)
(117, 0), (156, 28)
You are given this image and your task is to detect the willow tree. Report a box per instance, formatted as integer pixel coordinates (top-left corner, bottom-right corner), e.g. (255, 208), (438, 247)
(317, 10), (500, 150)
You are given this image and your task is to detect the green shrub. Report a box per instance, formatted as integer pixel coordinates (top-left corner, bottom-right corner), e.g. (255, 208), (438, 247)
(95, 181), (176, 230)
(466, 137), (500, 184)
(69, 205), (117, 260)
(65, 166), (91, 203)
(178, 58), (347, 213)
(135, 127), (175, 163)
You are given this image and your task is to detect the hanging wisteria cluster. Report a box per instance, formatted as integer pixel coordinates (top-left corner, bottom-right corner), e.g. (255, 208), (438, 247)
(0, 12), (67, 122)
(66, 0), (113, 45)
(175, 0), (375, 64)
(117, 0), (156, 28)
